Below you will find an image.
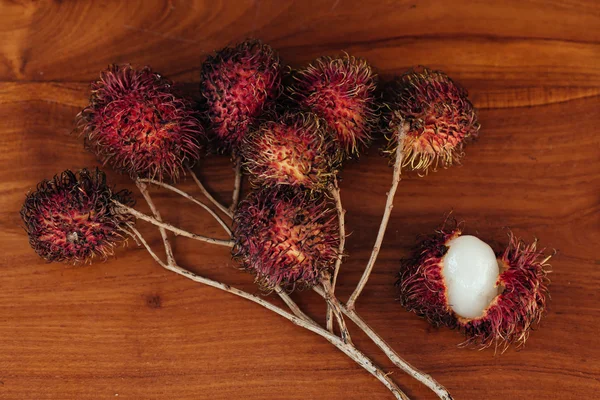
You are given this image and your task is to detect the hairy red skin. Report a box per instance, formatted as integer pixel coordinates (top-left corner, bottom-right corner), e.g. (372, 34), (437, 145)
(20, 169), (134, 264)
(385, 68), (480, 173)
(200, 39), (283, 151)
(241, 112), (339, 190)
(232, 187), (339, 291)
(290, 54), (378, 157)
(398, 226), (551, 351)
(459, 234), (551, 350)
(76, 65), (203, 182)
(397, 228), (460, 328)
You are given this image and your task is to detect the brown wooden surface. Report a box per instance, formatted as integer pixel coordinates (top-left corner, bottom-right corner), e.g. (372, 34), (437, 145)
(1, 1), (599, 399)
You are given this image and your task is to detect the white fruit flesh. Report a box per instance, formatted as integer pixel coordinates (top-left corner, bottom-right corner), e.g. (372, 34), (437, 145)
(442, 235), (500, 319)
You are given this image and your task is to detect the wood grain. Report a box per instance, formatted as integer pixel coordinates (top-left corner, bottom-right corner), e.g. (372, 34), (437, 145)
(0, 1), (599, 399)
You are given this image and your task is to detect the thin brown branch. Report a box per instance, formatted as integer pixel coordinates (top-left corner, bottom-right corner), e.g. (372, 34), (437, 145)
(131, 228), (408, 400)
(138, 178), (232, 236)
(313, 286), (451, 400)
(129, 225), (168, 268)
(327, 177), (346, 332)
(330, 177), (346, 290)
(275, 286), (316, 324)
(345, 309), (453, 400)
(114, 200), (235, 248)
(230, 156), (242, 214)
(188, 167), (233, 218)
(347, 123), (407, 310)
(136, 181), (176, 266)
(320, 277), (352, 345)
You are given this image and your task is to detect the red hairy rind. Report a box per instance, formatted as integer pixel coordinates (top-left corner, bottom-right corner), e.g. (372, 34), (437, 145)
(232, 187), (339, 291)
(289, 54), (378, 157)
(397, 227), (461, 327)
(458, 234), (551, 351)
(397, 225), (551, 352)
(200, 39), (283, 151)
(385, 67), (480, 174)
(20, 169), (134, 264)
(76, 64), (203, 182)
(241, 112), (340, 190)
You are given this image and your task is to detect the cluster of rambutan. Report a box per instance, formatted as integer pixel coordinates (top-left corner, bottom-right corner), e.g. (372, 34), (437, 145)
(195, 40), (386, 291)
(20, 38), (550, 352)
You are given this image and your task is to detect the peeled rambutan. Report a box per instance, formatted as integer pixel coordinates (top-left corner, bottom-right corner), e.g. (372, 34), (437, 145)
(241, 112), (339, 190)
(232, 187), (339, 290)
(397, 224), (551, 351)
(20, 169), (134, 264)
(385, 68), (480, 173)
(76, 64), (203, 181)
(289, 54), (378, 157)
(200, 39), (283, 150)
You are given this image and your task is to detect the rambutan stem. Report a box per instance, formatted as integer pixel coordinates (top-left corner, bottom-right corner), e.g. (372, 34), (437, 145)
(346, 123), (407, 310)
(321, 276), (353, 344)
(129, 226), (170, 268)
(326, 177), (346, 332)
(329, 178), (346, 290)
(136, 181), (176, 267)
(314, 286), (452, 400)
(188, 167), (233, 218)
(130, 226), (408, 400)
(137, 178), (232, 236)
(230, 155), (242, 214)
(344, 309), (452, 400)
(113, 200), (234, 248)
(275, 286), (316, 324)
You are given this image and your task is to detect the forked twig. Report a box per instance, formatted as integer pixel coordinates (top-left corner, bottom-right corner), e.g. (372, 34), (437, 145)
(326, 177), (346, 332)
(138, 178), (232, 236)
(114, 200), (234, 248)
(128, 226), (408, 400)
(314, 285), (452, 400)
(320, 276), (352, 344)
(136, 181), (176, 266)
(188, 167), (233, 218)
(275, 286), (316, 324)
(347, 123), (407, 310)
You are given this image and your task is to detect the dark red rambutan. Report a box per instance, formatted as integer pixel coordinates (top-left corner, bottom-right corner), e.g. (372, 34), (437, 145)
(385, 68), (480, 173)
(232, 187), (339, 290)
(200, 39), (283, 151)
(241, 112), (339, 190)
(76, 65), (203, 181)
(397, 225), (551, 351)
(289, 54), (378, 157)
(20, 169), (134, 264)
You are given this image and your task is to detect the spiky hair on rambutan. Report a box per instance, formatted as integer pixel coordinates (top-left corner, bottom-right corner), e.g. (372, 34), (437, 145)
(20, 169), (134, 264)
(241, 112), (340, 191)
(396, 223), (551, 352)
(200, 39), (283, 151)
(384, 67), (480, 174)
(232, 187), (339, 291)
(76, 64), (203, 182)
(289, 54), (378, 157)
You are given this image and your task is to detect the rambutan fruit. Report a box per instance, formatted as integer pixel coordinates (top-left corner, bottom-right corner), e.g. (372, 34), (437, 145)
(76, 64), (203, 181)
(385, 68), (480, 174)
(397, 225), (551, 351)
(241, 112), (339, 190)
(289, 54), (378, 157)
(200, 39), (283, 150)
(20, 169), (134, 264)
(232, 187), (339, 291)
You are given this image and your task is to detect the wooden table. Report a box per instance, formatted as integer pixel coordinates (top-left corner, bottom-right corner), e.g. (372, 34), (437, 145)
(1, 1), (598, 399)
